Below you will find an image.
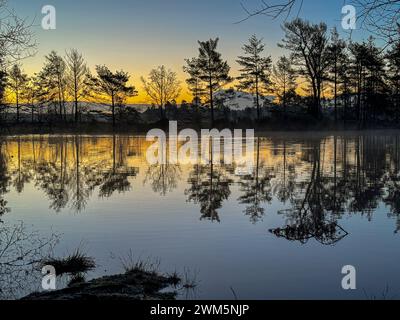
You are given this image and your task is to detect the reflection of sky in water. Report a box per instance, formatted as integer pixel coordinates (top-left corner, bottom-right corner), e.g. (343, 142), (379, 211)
(1, 133), (400, 299)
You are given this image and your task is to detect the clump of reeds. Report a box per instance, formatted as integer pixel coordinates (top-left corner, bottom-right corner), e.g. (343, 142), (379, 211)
(120, 250), (161, 275)
(41, 249), (95, 276)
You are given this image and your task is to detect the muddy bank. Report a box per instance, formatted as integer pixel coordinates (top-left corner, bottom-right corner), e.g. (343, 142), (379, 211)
(22, 270), (179, 301)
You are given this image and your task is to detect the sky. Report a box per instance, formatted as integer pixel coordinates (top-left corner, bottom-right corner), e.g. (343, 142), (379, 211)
(10, 0), (369, 103)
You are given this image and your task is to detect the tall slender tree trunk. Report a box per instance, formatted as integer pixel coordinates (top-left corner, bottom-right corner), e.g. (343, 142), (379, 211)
(311, 79), (318, 117)
(58, 89), (63, 122)
(396, 84), (400, 123)
(334, 58), (338, 122)
(209, 75), (214, 126)
(16, 89), (19, 124)
(74, 74), (79, 123)
(255, 75), (260, 121)
(283, 76), (287, 118)
(111, 93), (115, 127)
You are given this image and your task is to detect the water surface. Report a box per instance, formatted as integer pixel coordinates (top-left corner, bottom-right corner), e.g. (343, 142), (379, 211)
(1, 132), (400, 299)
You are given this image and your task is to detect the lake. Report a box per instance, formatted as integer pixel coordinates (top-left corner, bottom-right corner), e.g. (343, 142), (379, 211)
(1, 132), (400, 300)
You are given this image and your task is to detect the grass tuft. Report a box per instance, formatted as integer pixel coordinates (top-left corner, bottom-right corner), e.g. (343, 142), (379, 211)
(41, 249), (95, 276)
(120, 250), (161, 275)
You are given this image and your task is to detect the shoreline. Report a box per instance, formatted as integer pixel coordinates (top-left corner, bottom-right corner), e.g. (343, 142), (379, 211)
(22, 270), (180, 301)
(1, 121), (400, 136)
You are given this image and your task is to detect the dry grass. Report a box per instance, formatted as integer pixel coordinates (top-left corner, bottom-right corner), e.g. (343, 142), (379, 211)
(41, 249), (95, 276)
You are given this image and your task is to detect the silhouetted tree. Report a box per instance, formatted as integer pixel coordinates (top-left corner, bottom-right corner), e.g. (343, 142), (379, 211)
(280, 19), (330, 118)
(271, 55), (297, 115)
(141, 66), (181, 120)
(327, 28), (346, 122)
(183, 58), (207, 107)
(238, 138), (272, 223)
(236, 35), (272, 120)
(0, 139), (10, 218)
(8, 64), (28, 123)
(0, 57), (7, 121)
(190, 38), (231, 124)
(86, 65), (137, 126)
(65, 49), (89, 123)
(37, 51), (67, 121)
(349, 38), (387, 124)
(386, 40), (400, 120)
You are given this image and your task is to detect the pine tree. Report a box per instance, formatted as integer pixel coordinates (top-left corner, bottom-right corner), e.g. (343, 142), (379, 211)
(86, 65), (138, 127)
(349, 38), (387, 124)
(0, 56), (7, 122)
(349, 42), (369, 122)
(327, 28), (346, 122)
(364, 38), (387, 122)
(37, 51), (67, 121)
(183, 58), (207, 107)
(192, 38), (231, 124)
(337, 54), (351, 120)
(386, 40), (400, 120)
(8, 64), (29, 123)
(236, 35), (272, 120)
(271, 55), (297, 116)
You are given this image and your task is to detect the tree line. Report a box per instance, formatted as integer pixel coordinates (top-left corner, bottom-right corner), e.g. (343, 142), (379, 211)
(0, 0), (399, 127)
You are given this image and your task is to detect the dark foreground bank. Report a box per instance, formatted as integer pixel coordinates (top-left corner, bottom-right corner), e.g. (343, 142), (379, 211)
(22, 270), (179, 301)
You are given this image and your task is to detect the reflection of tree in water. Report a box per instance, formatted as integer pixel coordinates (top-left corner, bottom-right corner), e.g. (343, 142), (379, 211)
(186, 160), (232, 222)
(0, 139), (11, 219)
(384, 136), (400, 232)
(348, 136), (386, 219)
(385, 170), (400, 233)
(3, 135), (138, 213)
(2, 134), (400, 236)
(97, 136), (137, 198)
(237, 138), (272, 223)
(269, 140), (348, 245)
(0, 222), (59, 299)
(11, 138), (33, 193)
(143, 140), (181, 196)
(144, 163), (181, 196)
(270, 141), (296, 204)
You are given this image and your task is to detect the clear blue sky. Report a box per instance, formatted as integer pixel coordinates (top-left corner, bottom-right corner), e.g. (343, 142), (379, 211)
(10, 0), (368, 102)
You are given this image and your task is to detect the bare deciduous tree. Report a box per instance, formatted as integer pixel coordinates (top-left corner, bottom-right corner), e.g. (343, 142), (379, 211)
(237, 0), (303, 23)
(66, 49), (89, 123)
(141, 66), (181, 120)
(0, 0), (36, 62)
(354, 0), (400, 43)
(8, 64), (28, 123)
(239, 0), (400, 42)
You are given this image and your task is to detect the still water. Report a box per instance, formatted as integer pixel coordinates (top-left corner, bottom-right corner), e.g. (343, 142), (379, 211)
(1, 132), (400, 299)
